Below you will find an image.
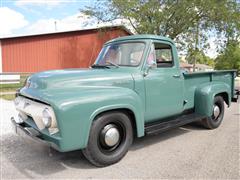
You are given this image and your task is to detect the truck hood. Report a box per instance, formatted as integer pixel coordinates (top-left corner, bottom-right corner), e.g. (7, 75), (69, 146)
(26, 68), (134, 90)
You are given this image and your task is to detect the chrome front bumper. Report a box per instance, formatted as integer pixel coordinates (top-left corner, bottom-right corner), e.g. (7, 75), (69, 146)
(232, 89), (239, 102)
(11, 117), (50, 146)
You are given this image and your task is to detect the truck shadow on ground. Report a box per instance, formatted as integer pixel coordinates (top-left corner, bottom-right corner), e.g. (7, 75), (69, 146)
(1, 123), (206, 178)
(131, 123), (205, 151)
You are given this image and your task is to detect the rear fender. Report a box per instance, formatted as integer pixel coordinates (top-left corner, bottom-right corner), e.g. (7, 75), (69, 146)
(194, 82), (231, 117)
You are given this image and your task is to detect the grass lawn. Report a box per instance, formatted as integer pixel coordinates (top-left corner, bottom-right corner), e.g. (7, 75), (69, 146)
(0, 75), (29, 91)
(0, 75), (29, 100)
(0, 94), (16, 100)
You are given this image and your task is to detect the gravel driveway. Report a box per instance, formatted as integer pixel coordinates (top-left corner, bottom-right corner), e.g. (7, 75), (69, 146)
(0, 99), (239, 179)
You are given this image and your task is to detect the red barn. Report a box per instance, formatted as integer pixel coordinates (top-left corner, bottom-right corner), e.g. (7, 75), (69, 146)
(0, 25), (132, 73)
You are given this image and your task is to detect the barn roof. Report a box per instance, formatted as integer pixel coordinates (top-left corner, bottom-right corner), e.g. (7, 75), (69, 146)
(0, 25), (133, 40)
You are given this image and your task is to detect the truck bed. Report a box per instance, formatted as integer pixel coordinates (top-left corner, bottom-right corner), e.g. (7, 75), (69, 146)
(183, 70), (236, 110)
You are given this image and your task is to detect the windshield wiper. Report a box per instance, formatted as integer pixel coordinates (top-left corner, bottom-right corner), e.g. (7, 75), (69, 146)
(106, 61), (119, 68)
(91, 64), (110, 69)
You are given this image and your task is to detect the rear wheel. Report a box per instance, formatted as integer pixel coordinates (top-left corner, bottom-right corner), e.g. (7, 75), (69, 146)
(201, 96), (225, 129)
(82, 111), (133, 167)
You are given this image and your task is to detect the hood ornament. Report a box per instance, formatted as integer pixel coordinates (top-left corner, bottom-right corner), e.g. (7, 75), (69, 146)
(25, 78), (31, 88)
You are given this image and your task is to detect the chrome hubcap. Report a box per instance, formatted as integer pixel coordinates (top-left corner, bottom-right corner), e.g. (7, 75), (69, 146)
(102, 125), (120, 147)
(213, 105), (220, 119)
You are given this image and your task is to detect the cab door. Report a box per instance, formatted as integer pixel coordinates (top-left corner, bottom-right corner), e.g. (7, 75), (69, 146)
(144, 41), (184, 123)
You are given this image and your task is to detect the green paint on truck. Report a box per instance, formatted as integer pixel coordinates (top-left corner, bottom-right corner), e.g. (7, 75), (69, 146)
(12, 35), (239, 167)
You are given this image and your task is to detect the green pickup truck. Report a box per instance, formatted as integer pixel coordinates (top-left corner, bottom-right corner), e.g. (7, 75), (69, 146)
(12, 35), (239, 167)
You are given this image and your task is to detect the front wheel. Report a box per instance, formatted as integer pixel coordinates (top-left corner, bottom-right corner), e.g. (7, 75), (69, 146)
(201, 96), (225, 129)
(82, 111), (133, 167)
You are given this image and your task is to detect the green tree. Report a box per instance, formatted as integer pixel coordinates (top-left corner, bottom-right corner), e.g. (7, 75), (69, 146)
(215, 41), (240, 73)
(82, 0), (239, 71)
(82, 0), (240, 40)
(186, 48), (215, 67)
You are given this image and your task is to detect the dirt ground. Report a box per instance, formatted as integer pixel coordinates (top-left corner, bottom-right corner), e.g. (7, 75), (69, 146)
(0, 99), (239, 179)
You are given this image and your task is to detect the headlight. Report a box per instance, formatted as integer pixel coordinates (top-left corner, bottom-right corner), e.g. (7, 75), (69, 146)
(42, 108), (52, 128)
(14, 97), (20, 106)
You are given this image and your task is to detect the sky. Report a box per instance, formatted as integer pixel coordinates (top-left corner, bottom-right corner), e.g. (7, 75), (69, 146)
(0, 0), (106, 36)
(0, 0), (219, 58)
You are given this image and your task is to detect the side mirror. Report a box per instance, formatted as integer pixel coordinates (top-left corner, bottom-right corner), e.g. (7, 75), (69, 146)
(144, 62), (157, 76)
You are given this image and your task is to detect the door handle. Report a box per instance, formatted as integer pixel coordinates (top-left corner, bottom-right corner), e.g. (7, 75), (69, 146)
(173, 75), (181, 78)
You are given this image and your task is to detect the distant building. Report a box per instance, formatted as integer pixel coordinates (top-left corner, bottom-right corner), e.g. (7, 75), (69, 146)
(195, 64), (214, 71)
(180, 62), (213, 72)
(180, 62), (193, 72)
(0, 25), (132, 73)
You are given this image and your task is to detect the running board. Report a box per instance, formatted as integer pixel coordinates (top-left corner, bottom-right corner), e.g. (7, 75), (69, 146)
(145, 113), (206, 135)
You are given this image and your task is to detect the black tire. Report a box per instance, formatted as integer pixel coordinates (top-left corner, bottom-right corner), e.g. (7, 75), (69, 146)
(82, 111), (133, 167)
(201, 96), (225, 129)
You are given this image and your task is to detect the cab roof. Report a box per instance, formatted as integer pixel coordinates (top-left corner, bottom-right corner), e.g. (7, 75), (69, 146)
(105, 34), (174, 45)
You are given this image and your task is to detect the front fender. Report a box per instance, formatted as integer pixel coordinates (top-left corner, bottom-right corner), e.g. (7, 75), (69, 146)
(21, 86), (144, 151)
(195, 82), (231, 117)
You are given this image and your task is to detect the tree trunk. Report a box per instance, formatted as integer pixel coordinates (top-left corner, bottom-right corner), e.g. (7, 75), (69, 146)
(193, 22), (199, 72)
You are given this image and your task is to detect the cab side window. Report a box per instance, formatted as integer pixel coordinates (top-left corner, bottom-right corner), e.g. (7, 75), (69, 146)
(154, 43), (173, 67)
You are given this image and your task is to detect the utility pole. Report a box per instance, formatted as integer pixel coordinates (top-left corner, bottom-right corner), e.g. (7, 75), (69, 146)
(193, 21), (199, 72)
(54, 21), (57, 31)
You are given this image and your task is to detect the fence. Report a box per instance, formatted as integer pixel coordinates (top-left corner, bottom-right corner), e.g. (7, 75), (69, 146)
(0, 73), (21, 84)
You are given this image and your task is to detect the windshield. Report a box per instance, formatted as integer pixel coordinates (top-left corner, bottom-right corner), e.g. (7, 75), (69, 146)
(94, 42), (145, 67)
